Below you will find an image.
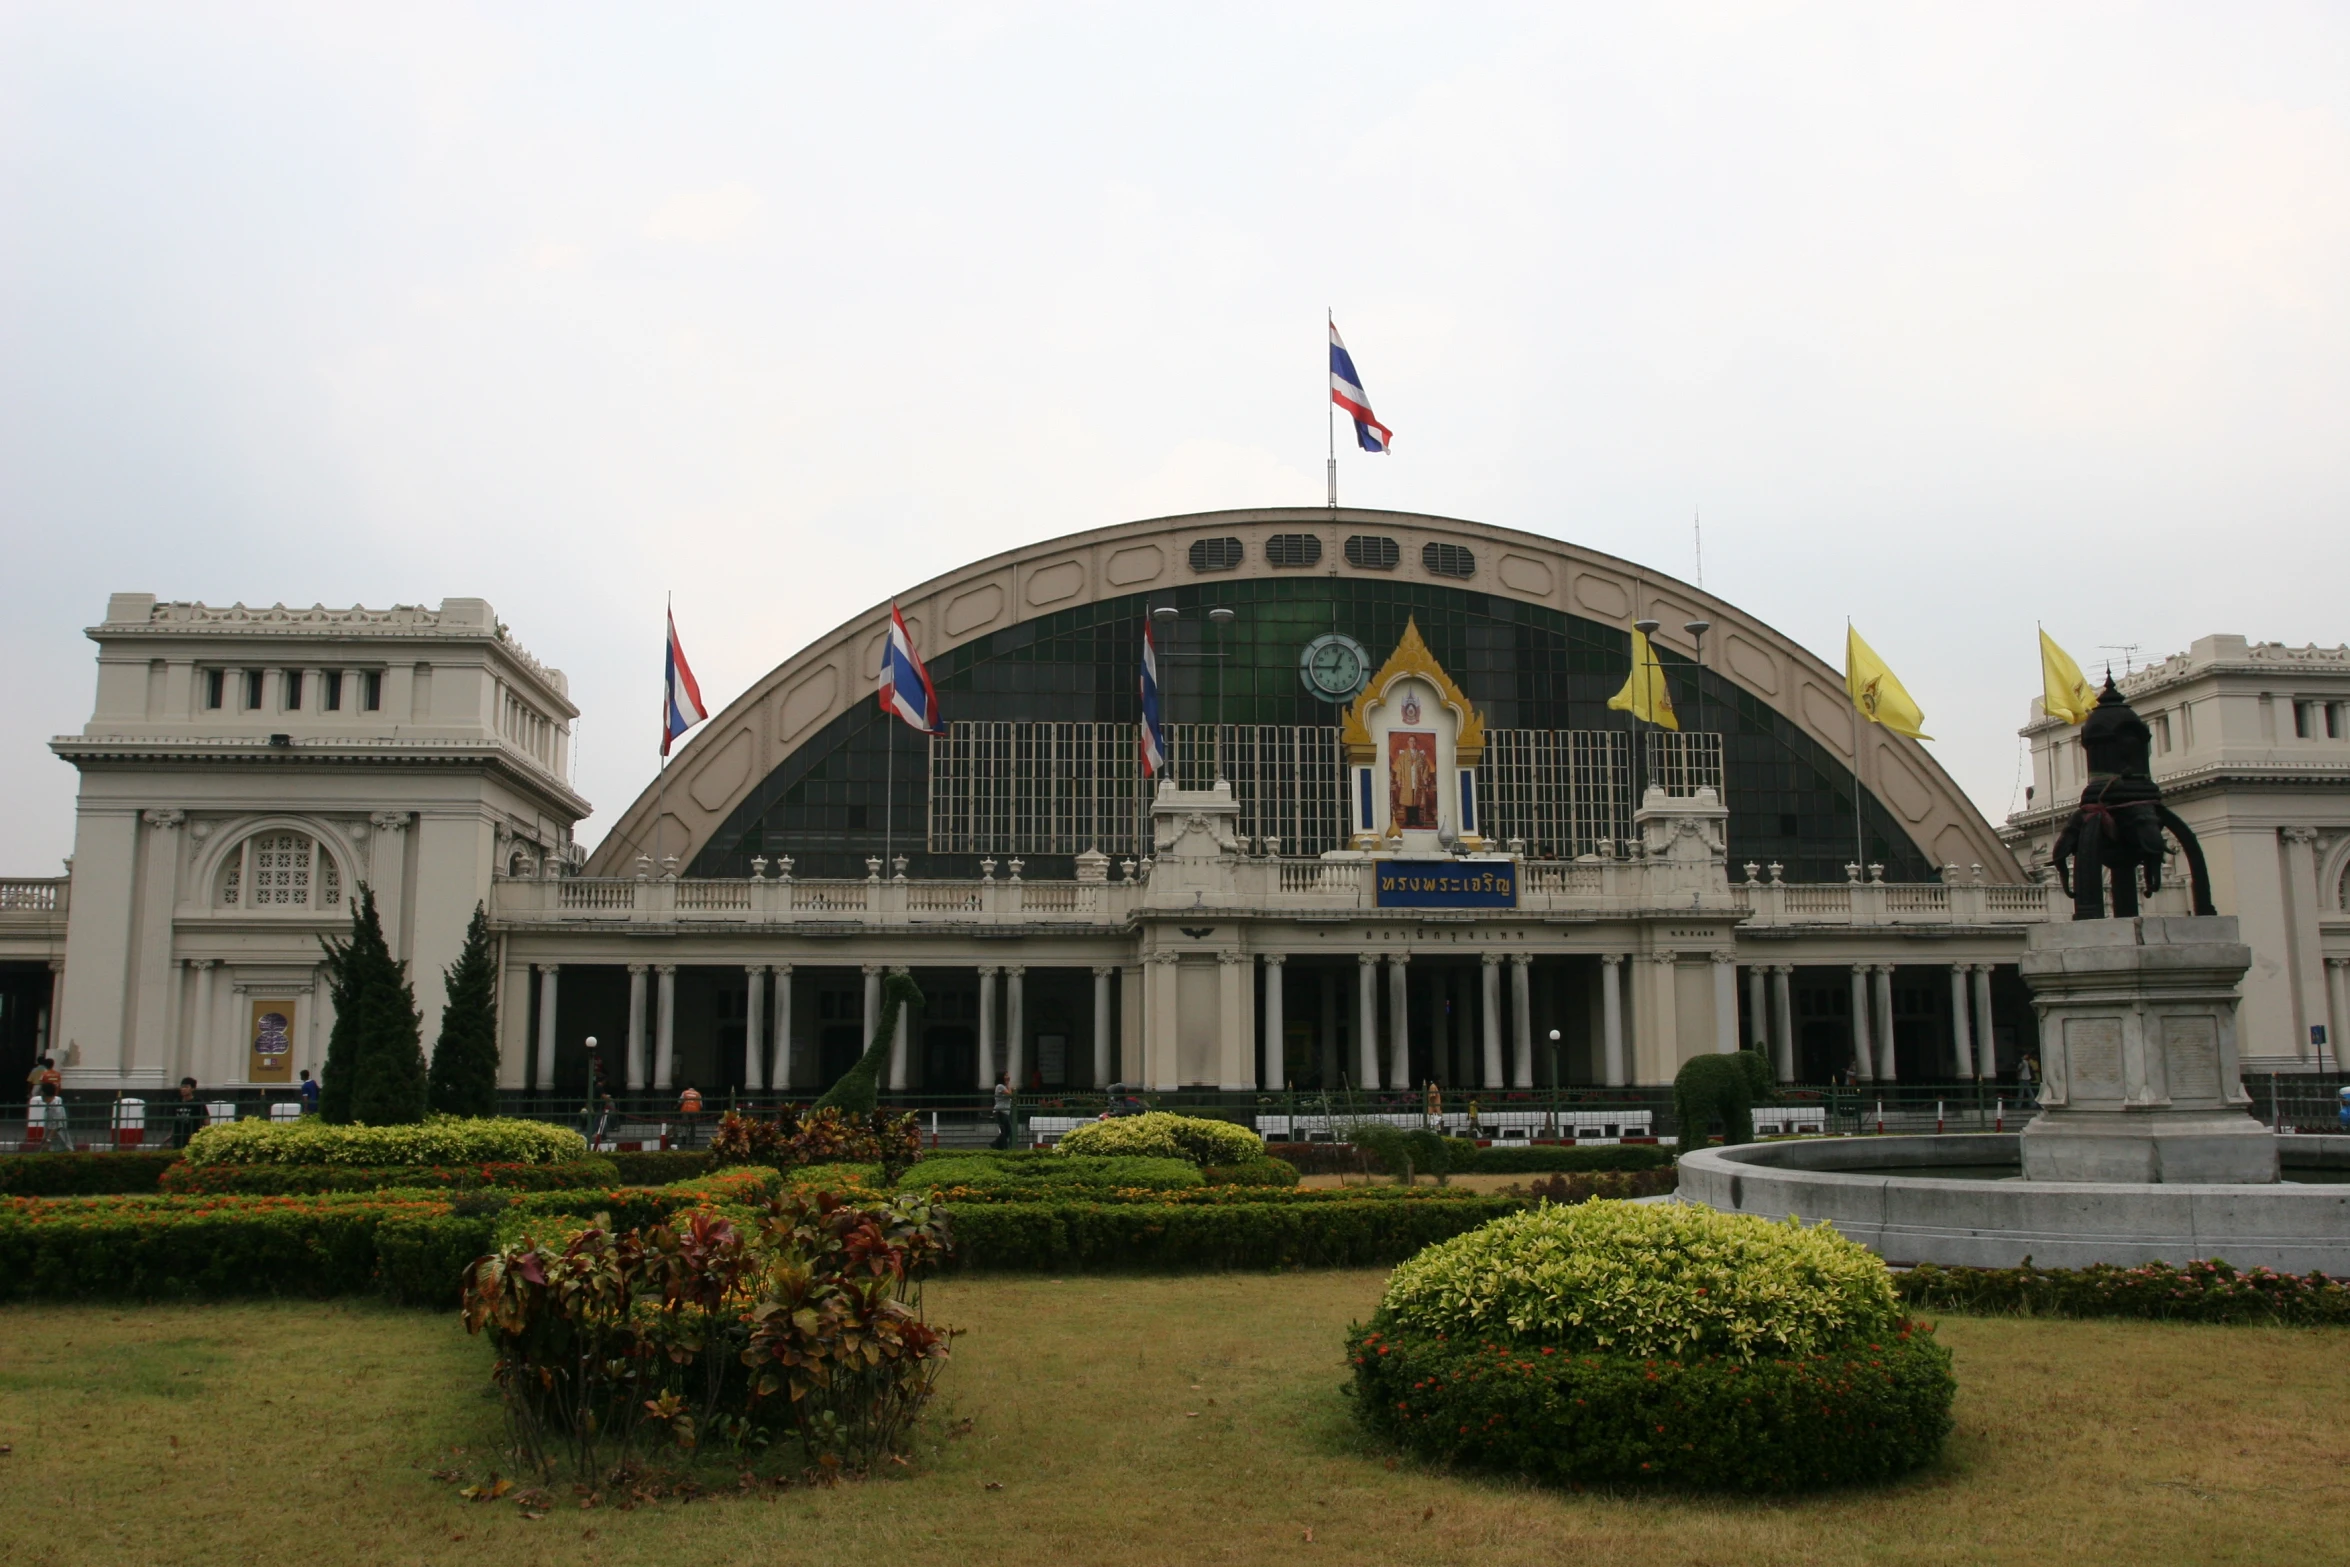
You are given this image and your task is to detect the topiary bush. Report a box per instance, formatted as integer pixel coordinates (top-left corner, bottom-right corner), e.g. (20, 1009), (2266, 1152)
(1201, 1157), (1300, 1188)
(1672, 1048), (1773, 1147)
(1056, 1112), (1262, 1166)
(1349, 1201), (1953, 1489)
(182, 1115), (587, 1168)
(901, 1154), (1203, 1193)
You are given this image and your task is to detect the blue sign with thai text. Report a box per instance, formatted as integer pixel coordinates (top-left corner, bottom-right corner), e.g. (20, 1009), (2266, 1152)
(1373, 860), (1517, 909)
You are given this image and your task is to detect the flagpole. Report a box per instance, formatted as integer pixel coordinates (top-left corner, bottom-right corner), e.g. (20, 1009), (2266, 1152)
(1848, 617), (1865, 874)
(654, 593), (670, 874)
(1326, 308), (1337, 509)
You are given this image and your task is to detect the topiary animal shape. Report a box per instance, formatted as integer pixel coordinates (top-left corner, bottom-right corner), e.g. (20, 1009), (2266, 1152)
(813, 969), (925, 1114)
(1673, 1049), (1773, 1149)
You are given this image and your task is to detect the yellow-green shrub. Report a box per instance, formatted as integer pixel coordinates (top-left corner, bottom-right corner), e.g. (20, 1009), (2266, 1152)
(1055, 1112), (1261, 1166)
(183, 1115), (587, 1168)
(1377, 1199), (1898, 1360)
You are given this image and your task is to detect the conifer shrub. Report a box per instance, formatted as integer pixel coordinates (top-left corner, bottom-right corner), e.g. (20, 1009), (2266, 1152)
(426, 903), (501, 1118)
(1347, 1201), (1954, 1490)
(318, 886), (429, 1126)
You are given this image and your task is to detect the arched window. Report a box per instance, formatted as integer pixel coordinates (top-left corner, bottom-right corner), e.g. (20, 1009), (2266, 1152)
(218, 830), (344, 911)
(2338, 857), (2350, 914)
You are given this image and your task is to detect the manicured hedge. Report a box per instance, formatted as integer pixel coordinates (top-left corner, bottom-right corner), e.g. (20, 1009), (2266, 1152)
(944, 1193), (1524, 1271)
(904, 1154), (1204, 1192)
(373, 1215), (496, 1307)
(1200, 1157), (1301, 1188)
(157, 1157), (622, 1195)
(1347, 1319), (1955, 1490)
(0, 1152), (181, 1196)
(1262, 1141), (1672, 1177)
(1898, 1260), (2350, 1325)
(183, 1116), (587, 1167)
(0, 1195), (453, 1301)
(604, 1150), (716, 1185)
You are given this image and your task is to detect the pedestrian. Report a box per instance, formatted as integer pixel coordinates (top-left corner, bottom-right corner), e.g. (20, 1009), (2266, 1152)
(297, 1069), (319, 1115)
(30, 1081), (71, 1152)
(991, 1072), (1013, 1150)
(678, 1085), (703, 1148)
(169, 1077), (206, 1149)
(28, 1055), (61, 1097)
(2018, 1054), (2041, 1107)
(590, 1093), (616, 1149)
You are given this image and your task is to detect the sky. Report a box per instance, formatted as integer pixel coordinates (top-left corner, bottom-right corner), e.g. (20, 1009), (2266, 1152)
(4, 2), (2347, 869)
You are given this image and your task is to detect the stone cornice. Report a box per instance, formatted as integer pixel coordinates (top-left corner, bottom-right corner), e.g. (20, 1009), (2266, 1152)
(48, 735), (591, 817)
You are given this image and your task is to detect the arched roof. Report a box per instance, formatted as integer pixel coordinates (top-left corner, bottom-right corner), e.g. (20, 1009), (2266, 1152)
(586, 507), (2018, 879)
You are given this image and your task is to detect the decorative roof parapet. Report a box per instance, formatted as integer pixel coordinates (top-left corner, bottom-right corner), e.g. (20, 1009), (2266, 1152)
(1340, 615), (1485, 763)
(100, 597), (566, 696)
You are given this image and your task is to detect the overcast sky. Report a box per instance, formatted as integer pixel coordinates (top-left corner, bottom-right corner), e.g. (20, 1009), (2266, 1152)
(5, 2), (2347, 869)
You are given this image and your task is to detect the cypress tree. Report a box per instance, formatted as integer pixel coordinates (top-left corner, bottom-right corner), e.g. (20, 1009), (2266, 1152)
(315, 890), (376, 1125)
(427, 902), (501, 1118)
(319, 884), (429, 1125)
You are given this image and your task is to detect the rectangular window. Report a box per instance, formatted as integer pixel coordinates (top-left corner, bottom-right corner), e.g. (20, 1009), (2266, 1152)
(2295, 700), (2317, 739)
(321, 670), (342, 712)
(360, 670), (382, 711)
(202, 669), (224, 709)
(2331, 703), (2344, 741)
(283, 670), (303, 711)
(2151, 713), (2170, 753)
(244, 670), (265, 710)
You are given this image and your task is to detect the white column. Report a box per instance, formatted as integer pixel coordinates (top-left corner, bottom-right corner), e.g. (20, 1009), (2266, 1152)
(131, 809), (185, 1079)
(1356, 954), (1381, 1088)
(1850, 964), (1875, 1083)
(1873, 964), (1898, 1081)
(190, 959), (216, 1085)
(977, 966), (999, 1088)
(625, 964), (648, 1090)
(1747, 966), (1769, 1052)
(1005, 965), (1026, 1089)
(1508, 955), (1533, 1088)
(535, 964), (560, 1090)
(1479, 954), (1505, 1086)
(1218, 952), (1249, 1091)
(1601, 954), (1626, 1088)
(888, 968), (911, 1090)
(1769, 965), (1796, 1083)
(1260, 955), (1285, 1090)
(1949, 962), (1975, 1079)
(1646, 952), (1680, 1082)
(1385, 953), (1411, 1089)
(1712, 951), (1739, 1055)
(653, 964), (677, 1089)
(1093, 966), (1116, 1087)
(1971, 964), (1997, 1082)
(861, 964), (881, 1063)
(770, 964), (794, 1089)
(2284, 827), (2328, 1062)
(743, 965), (767, 1092)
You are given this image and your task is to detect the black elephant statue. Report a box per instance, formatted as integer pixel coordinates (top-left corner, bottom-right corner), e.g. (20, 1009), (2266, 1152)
(2049, 676), (2215, 920)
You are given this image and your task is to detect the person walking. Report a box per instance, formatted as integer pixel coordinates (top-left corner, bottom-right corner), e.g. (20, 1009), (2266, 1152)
(590, 1093), (616, 1149)
(297, 1069), (320, 1115)
(991, 1072), (1013, 1150)
(168, 1077), (206, 1149)
(30, 1081), (71, 1151)
(678, 1085), (703, 1148)
(2017, 1054), (2041, 1109)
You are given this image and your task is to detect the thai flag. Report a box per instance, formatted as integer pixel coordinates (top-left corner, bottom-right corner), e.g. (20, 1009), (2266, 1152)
(1139, 618), (1168, 777)
(1329, 319), (1393, 454)
(878, 602), (941, 733)
(661, 608), (707, 758)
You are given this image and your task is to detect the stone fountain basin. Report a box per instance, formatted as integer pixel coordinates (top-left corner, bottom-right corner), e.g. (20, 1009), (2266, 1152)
(1677, 1134), (2350, 1273)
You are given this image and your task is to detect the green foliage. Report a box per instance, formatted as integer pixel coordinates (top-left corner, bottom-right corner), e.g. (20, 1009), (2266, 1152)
(1056, 1112), (1264, 1166)
(183, 1115), (588, 1168)
(426, 903), (501, 1119)
(1349, 1124), (1455, 1185)
(0, 1193), (453, 1300)
(1377, 1201), (1901, 1361)
(1346, 1318), (1955, 1490)
(318, 886), (429, 1126)
(1516, 1169), (1679, 1204)
(1200, 1157), (1301, 1188)
(813, 970), (924, 1114)
(0, 1152), (180, 1195)
(708, 1107), (921, 1180)
(903, 1154), (1203, 1192)
(1899, 1259), (2350, 1325)
(1672, 1049), (1773, 1147)
(1263, 1140), (1676, 1176)
(374, 1215), (496, 1307)
(158, 1157), (621, 1195)
(604, 1149), (716, 1185)
(943, 1193), (1523, 1272)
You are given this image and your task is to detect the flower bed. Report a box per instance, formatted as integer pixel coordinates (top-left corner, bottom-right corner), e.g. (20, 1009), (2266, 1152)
(1898, 1259), (2350, 1325)
(183, 1115), (587, 1167)
(1347, 1202), (1954, 1490)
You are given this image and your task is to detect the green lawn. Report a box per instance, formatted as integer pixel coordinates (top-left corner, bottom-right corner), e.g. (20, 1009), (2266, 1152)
(1, 1274), (2344, 1566)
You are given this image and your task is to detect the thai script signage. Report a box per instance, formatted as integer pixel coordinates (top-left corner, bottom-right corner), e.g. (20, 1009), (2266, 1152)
(1374, 860), (1516, 909)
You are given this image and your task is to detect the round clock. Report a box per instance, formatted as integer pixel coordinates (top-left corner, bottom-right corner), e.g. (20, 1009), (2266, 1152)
(1300, 633), (1369, 701)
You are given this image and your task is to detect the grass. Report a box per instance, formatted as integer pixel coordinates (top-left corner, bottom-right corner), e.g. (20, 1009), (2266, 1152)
(1, 1274), (2345, 1566)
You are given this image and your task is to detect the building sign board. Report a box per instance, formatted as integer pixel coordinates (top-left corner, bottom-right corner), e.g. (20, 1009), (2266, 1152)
(248, 997), (296, 1083)
(1373, 860), (1516, 909)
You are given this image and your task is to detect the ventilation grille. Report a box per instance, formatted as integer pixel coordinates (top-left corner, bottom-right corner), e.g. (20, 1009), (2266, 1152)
(1187, 537), (1245, 572)
(1422, 542), (1476, 578)
(1264, 533), (1323, 568)
(1344, 534), (1400, 570)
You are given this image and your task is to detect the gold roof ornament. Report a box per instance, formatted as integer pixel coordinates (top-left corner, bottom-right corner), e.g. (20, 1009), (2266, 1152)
(1342, 615), (1485, 763)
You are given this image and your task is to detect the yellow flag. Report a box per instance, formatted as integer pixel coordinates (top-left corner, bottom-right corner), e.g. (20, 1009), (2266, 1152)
(2039, 628), (2096, 726)
(1607, 627), (1680, 731)
(1846, 625), (1931, 740)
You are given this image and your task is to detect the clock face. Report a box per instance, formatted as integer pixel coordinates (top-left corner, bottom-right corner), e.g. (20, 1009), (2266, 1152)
(1301, 634), (1368, 700)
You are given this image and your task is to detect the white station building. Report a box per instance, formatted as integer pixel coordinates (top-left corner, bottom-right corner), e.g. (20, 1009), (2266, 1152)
(4, 509), (2343, 1101)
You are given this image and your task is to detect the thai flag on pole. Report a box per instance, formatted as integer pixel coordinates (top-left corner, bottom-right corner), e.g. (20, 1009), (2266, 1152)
(1139, 618), (1168, 777)
(1329, 319), (1393, 454)
(661, 608), (707, 758)
(878, 602), (941, 733)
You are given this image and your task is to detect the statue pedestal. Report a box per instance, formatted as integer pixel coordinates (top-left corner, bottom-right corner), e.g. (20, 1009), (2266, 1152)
(2018, 916), (2277, 1184)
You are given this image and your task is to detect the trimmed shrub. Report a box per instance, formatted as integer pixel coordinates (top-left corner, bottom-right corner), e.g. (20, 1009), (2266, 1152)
(1673, 1049), (1773, 1148)
(1516, 1169), (1677, 1204)
(426, 903), (501, 1118)
(1898, 1259), (2350, 1325)
(375, 1215), (495, 1307)
(0, 1152), (180, 1195)
(945, 1193), (1522, 1271)
(0, 1194), (452, 1300)
(813, 970), (923, 1114)
(1057, 1112), (1263, 1166)
(1347, 1319), (1956, 1490)
(902, 1154), (1203, 1193)
(183, 1115), (587, 1168)
(158, 1157), (621, 1195)
(1457, 1143), (1676, 1175)
(1380, 1202), (1900, 1360)
(606, 1150), (714, 1185)
(1201, 1157), (1301, 1188)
